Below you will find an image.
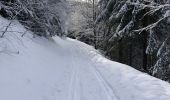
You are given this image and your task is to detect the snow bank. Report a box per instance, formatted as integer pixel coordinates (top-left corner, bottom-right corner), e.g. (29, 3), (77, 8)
(71, 39), (170, 100)
(0, 16), (170, 100)
(0, 16), (72, 100)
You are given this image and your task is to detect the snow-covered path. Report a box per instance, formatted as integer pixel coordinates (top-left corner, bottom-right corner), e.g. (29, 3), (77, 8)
(68, 41), (118, 100)
(67, 41), (119, 100)
(1, 17), (170, 100)
(66, 38), (170, 100)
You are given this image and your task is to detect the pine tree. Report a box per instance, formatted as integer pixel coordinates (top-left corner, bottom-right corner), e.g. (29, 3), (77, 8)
(0, 0), (67, 37)
(96, 0), (170, 81)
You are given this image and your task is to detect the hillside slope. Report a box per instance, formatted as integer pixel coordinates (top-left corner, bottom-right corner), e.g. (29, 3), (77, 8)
(0, 17), (170, 100)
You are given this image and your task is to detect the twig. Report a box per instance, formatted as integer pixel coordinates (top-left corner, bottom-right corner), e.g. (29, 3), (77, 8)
(1, 21), (12, 38)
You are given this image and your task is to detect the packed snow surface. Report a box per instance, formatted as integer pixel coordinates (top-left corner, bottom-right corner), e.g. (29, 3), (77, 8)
(1, 17), (170, 100)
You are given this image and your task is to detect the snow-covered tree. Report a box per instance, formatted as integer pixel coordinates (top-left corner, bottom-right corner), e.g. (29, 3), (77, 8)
(0, 0), (67, 37)
(153, 37), (170, 81)
(66, 0), (95, 45)
(96, 0), (170, 81)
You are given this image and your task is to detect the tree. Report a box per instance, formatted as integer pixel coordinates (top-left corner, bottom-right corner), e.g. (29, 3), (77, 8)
(95, 0), (170, 82)
(0, 0), (67, 37)
(66, 0), (95, 45)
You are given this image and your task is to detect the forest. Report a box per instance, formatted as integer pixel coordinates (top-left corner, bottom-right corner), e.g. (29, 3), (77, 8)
(67, 0), (170, 83)
(95, 0), (170, 82)
(0, 0), (170, 82)
(1, 0), (170, 100)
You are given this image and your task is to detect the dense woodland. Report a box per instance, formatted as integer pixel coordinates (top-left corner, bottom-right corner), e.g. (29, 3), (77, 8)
(67, 0), (170, 82)
(1, 0), (170, 82)
(95, 0), (170, 82)
(0, 0), (67, 37)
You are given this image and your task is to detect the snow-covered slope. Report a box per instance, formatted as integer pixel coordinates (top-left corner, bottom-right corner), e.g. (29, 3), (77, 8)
(1, 16), (170, 100)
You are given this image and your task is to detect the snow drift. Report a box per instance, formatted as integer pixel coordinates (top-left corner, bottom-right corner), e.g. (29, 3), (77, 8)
(0, 16), (170, 100)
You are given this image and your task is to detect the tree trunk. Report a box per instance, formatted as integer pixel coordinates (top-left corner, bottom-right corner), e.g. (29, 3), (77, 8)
(129, 42), (133, 66)
(93, 0), (97, 49)
(141, 14), (150, 72)
(142, 31), (148, 71)
(118, 39), (123, 63)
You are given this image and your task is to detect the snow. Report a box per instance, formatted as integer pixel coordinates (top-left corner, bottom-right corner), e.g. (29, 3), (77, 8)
(0, 16), (170, 100)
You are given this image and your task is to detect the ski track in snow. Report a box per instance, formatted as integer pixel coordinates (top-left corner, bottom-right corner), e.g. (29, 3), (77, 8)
(68, 44), (81, 100)
(76, 43), (119, 100)
(92, 66), (119, 100)
(68, 42), (119, 100)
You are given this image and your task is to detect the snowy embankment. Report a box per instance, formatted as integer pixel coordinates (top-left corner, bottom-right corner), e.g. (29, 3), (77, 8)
(0, 16), (170, 100)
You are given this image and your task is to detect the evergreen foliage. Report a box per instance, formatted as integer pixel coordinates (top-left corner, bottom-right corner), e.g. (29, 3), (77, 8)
(96, 0), (170, 82)
(0, 0), (67, 37)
